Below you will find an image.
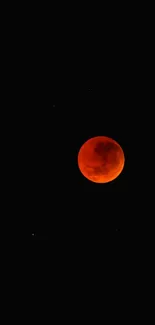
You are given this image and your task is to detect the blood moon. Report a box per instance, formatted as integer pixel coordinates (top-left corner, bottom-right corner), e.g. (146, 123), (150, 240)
(77, 136), (125, 183)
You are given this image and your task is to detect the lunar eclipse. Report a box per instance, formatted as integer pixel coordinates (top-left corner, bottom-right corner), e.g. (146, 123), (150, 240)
(78, 136), (125, 183)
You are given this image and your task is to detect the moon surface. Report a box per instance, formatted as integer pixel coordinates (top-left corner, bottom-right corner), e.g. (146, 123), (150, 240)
(78, 136), (125, 183)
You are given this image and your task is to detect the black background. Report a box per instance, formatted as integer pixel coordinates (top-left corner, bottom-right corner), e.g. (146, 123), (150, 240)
(1, 4), (154, 320)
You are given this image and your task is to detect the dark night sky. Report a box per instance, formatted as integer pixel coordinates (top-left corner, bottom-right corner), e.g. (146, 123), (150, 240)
(3, 9), (154, 320)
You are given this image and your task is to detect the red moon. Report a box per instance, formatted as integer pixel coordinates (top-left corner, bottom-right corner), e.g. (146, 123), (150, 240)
(78, 136), (125, 183)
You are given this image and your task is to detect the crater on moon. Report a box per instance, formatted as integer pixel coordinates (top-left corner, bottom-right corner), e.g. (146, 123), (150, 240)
(86, 164), (110, 176)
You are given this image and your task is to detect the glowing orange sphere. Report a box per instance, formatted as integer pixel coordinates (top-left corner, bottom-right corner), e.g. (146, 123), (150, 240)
(78, 136), (125, 183)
